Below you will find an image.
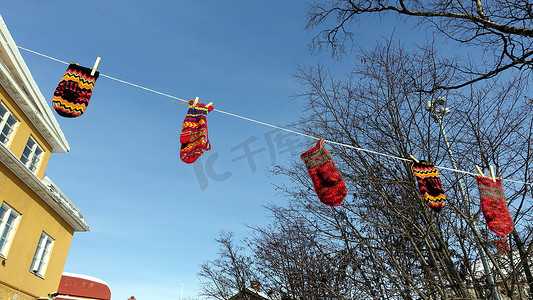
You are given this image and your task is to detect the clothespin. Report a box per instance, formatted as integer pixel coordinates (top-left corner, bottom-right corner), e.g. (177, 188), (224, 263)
(305, 140), (317, 147)
(206, 102), (213, 108)
(475, 165), (484, 177)
(90, 57), (101, 76)
(409, 155), (419, 163)
(489, 165), (496, 182)
(193, 97), (199, 107)
(475, 165), (497, 183)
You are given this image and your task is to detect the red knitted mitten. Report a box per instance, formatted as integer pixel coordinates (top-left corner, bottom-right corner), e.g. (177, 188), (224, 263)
(475, 176), (513, 237)
(301, 139), (347, 206)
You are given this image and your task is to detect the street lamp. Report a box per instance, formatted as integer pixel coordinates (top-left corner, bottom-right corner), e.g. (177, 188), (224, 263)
(426, 97), (450, 122)
(426, 97), (502, 300)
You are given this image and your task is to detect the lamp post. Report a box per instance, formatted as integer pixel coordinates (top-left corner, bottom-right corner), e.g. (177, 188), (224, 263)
(426, 97), (502, 300)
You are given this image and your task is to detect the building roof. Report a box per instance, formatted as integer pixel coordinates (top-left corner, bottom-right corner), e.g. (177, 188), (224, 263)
(0, 13), (88, 232)
(228, 287), (273, 300)
(55, 272), (111, 300)
(0, 14), (69, 153)
(0, 139), (89, 231)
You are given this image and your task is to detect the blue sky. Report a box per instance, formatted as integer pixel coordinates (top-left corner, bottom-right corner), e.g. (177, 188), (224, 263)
(2, 2), (403, 299)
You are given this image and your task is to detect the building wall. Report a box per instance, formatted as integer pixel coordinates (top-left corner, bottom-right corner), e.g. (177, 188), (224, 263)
(0, 283), (36, 300)
(0, 83), (52, 179)
(0, 73), (75, 298)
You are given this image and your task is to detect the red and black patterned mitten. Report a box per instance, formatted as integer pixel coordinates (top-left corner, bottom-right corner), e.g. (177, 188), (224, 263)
(411, 160), (446, 212)
(52, 63), (99, 118)
(475, 176), (513, 237)
(179, 101), (214, 164)
(301, 139), (347, 206)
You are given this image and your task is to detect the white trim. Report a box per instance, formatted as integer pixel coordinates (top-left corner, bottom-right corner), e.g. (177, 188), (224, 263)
(0, 138), (88, 231)
(0, 15), (69, 153)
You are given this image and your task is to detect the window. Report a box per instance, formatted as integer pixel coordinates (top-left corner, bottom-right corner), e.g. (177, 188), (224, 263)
(0, 101), (18, 146)
(20, 136), (43, 174)
(0, 202), (20, 258)
(30, 232), (54, 277)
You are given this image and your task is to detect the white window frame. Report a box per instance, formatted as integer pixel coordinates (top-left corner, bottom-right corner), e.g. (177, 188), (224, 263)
(20, 136), (44, 174)
(30, 232), (54, 277)
(0, 100), (19, 147)
(0, 202), (21, 258)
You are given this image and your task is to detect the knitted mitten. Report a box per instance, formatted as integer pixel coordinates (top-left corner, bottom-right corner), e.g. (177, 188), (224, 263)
(301, 139), (347, 206)
(180, 101), (214, 164)
(52, 63), (99, 118)
(475, 176), (513, 237)
(411, 160), (446, 212)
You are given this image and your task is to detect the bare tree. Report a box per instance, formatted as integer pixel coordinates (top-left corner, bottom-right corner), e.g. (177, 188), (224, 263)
(199, 39), (533, 299)
(198, 231), (259, 300)
(275, 38), (533, 299)
(306, 0), (533, 91)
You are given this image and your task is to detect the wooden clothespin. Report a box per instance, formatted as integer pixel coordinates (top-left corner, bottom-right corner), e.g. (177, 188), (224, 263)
(193, 97), (199, 107)
(90, 57), (101, 76)
(475, 165), (497, 182)
(475, 165), (484, 177)
(489, 165), (496, 183)
(206, 102), (213, 108)
(409, 155), (419, 163)
(305, 140), (317, 147)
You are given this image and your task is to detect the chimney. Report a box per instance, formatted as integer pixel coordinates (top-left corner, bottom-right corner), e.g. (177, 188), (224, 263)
(250, 281), (261, 292)
(495, 238), (510, 255)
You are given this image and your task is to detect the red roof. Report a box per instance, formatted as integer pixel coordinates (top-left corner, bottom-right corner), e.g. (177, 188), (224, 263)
(56, 273), (111, 300)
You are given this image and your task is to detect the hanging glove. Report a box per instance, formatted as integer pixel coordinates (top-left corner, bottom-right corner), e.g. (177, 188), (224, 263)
(475, 176), (513, 237)
(301, 139), (347, 206)
(52, 63), (99, 118)
(411, 160), (446, 212)
(179, 101), (214, 164)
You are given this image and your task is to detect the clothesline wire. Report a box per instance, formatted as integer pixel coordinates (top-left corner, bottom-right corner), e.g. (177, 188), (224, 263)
(12, 43), (532, 186)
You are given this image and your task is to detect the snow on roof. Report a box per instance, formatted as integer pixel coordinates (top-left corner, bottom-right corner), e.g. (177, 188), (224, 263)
(62, 272), (109, 286)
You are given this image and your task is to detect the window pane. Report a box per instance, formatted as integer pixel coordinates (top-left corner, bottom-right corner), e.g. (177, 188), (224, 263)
(20, 137), (43, 173)
(0, 214), (14, 253)
(0, 205), (6, 220)
(0, 204), (19, 257)
(20, 150), (30, 165)
(6, 115), (16, 127)
(0, 105), (7, 119)
(34, 147), (43, 158)
(0, 126), (11, 144)
(0, 206), (8, 253)
(30, 233), (53, 276)
(0, 105), (17, 146)
(31, 235), (44, 271)
(26, 138), (35, 149)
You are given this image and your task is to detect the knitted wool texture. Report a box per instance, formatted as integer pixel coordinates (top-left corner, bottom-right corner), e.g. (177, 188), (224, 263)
(52, 63), (99, 118)
(301, 139), (347, 206)
(411, 160), (446, 212)
(475, 176), (514, 237)
(180, 101), (213, 164)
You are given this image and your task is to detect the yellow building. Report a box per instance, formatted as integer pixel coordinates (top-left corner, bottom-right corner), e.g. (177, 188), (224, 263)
(0, 15), (89, 300)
